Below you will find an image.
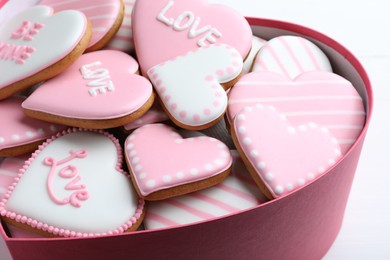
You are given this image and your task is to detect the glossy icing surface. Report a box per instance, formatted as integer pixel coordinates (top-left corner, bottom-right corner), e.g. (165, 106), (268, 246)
(148, 44), (242, 128)
(125, 124), (232, 196)
(144, 150), (267, 229)
(0, 97), (66, 150)
(22, 50), (152, 120)
(132, 0), (252, 75)
(228, 71), (366, 154)
(233, 104), (342, 198)
(40, 0), (122, 49)
(0, 129), (144, 237)
(242, 36), (267, 74)
(0, 5), (88, 88)
(252, 35), (332, 79)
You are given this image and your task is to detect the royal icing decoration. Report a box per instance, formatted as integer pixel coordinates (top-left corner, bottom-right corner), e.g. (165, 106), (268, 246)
(0, 128), (144, 237)
(144, 150), (267, 229)
(22, 50), (153, 123)
(148, 44), (242, 129)
(242, 36), (267, 74)
(233, 104), (342, 198)
(39, 0), (123, 50)
(0, 6), (88, 91)
(125, 124), (232, 198)
(123, 104), (169, 132)
(228, 71), (366, 154)
(252, 36), (332, 79)
(0, 97), (66, 154)
(132, 0), (252, 75)
(105, 0), (136, 52)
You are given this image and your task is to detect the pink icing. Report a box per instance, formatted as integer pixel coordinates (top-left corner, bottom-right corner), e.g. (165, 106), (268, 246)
(228, 71), (366, 154)
(132, 0), (252, 75)
(123, 104), (169, 131)
(233, 104), (342, 198)
(0, 96), (66, 151)
(125, 124), (232, 196)
(39, 0), (122, 49)
(0, 42), (35, 64)
(22, 50), (152, 120)
(0, 128), (145, 237)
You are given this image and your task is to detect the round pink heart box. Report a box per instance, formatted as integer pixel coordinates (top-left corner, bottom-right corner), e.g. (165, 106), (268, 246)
(0, 17), (373, 260)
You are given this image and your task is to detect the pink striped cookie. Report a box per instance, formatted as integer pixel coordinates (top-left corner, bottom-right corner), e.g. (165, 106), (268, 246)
(144, 150), (267, 229)
(0, 128), (145, 237)
(0, 156), (41, 238)
(227, 71), (365, 154)
(242, 36), (267, 75)
(124, 123), (232, 200)
(105, 0), (136, 53)
(39, 0), (124, 52)
(232, 104), (342, 199)
(252, 36), (332, 79)
(0, 96), (66, 157)
(148, 44), (243, 130)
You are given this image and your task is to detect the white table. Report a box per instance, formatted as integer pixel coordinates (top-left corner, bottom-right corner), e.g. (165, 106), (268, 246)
(1, 0), (389, 259)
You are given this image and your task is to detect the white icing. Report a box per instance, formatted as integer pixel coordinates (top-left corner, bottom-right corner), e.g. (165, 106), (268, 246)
(80, 61), (115, 97)
(3, 131), (140, 234)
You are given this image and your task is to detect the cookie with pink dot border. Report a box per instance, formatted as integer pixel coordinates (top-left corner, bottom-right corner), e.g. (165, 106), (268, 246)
(22, 50), (154, 129)
(0, 96), (67, 157)
(39, 0), (124, 52)
(148, 43), (243, 130)
(0, 5), (92, 100)
(125, 123), (232, 201)
(0, 128), (145, 237)
(231, 104), (342, 199)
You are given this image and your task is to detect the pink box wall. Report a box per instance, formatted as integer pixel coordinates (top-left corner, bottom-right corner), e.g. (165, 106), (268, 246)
(0, 17), (373, 260)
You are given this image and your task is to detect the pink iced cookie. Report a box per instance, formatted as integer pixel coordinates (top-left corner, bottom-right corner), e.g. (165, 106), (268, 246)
(0, 128), (145, 237)
(105, 0), (136, 53)
(0, 156), (41, 238)
(252, 36), (332, 79)
(39, 0), (124, 51)
(232, 104), (342, 199)
(144, 150), (267, 229)
(132, 0), (252, 75)
(242, 36), (267, 74)
(0, 5), (91, 99)
(148, 44), (243, 130)
(227, 71), (366, 154)
(22, 50), (154, 129)
(0, 96), (66, 156)
(124, 123), (232, 200)
(123, 102), (169, 132)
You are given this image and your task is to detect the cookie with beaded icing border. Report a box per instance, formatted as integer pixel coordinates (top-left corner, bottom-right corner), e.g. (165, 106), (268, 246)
(124, 123), (233, 201)
(231, 104), (342, 199)
(147, 43), (243, 130)
(0, 5), (92, 100)
(39, 0), (125, 52)
(0, 96), (67, 157)
(0, 128), (145, 238)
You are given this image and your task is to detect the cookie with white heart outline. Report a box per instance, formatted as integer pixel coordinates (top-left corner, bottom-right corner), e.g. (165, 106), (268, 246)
(231, 104), (342, 199)
(0, 128), (145, 237)
(22, 50), (154, 129)
(0, 5), (92, 100)
(125, 123), (232, 201)
(148, 43), (243, 130)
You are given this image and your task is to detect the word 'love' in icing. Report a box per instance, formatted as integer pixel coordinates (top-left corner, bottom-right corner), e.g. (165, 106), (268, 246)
(0, 21), (43, 64)
(80, 61), (115, 97)
(44, 149), (89, 208)
(157, 1), (222, 47)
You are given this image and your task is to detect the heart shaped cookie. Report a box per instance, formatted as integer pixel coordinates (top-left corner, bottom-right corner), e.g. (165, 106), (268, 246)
(232, 104), (342, 199)
(40, 0), (124, 51)
(0, 128), (144, 237)
(0, 96), (66, 156)
(22, 50), (154, 129)
(228, 71), (366, 154)
(132, 0), (252, 75)
(144, 150), (267, 230)
(0, 5), (91, 99)
(148, 43), (243, 130)
(125, 123), (232, 200)
(252, 36), (332, 79)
